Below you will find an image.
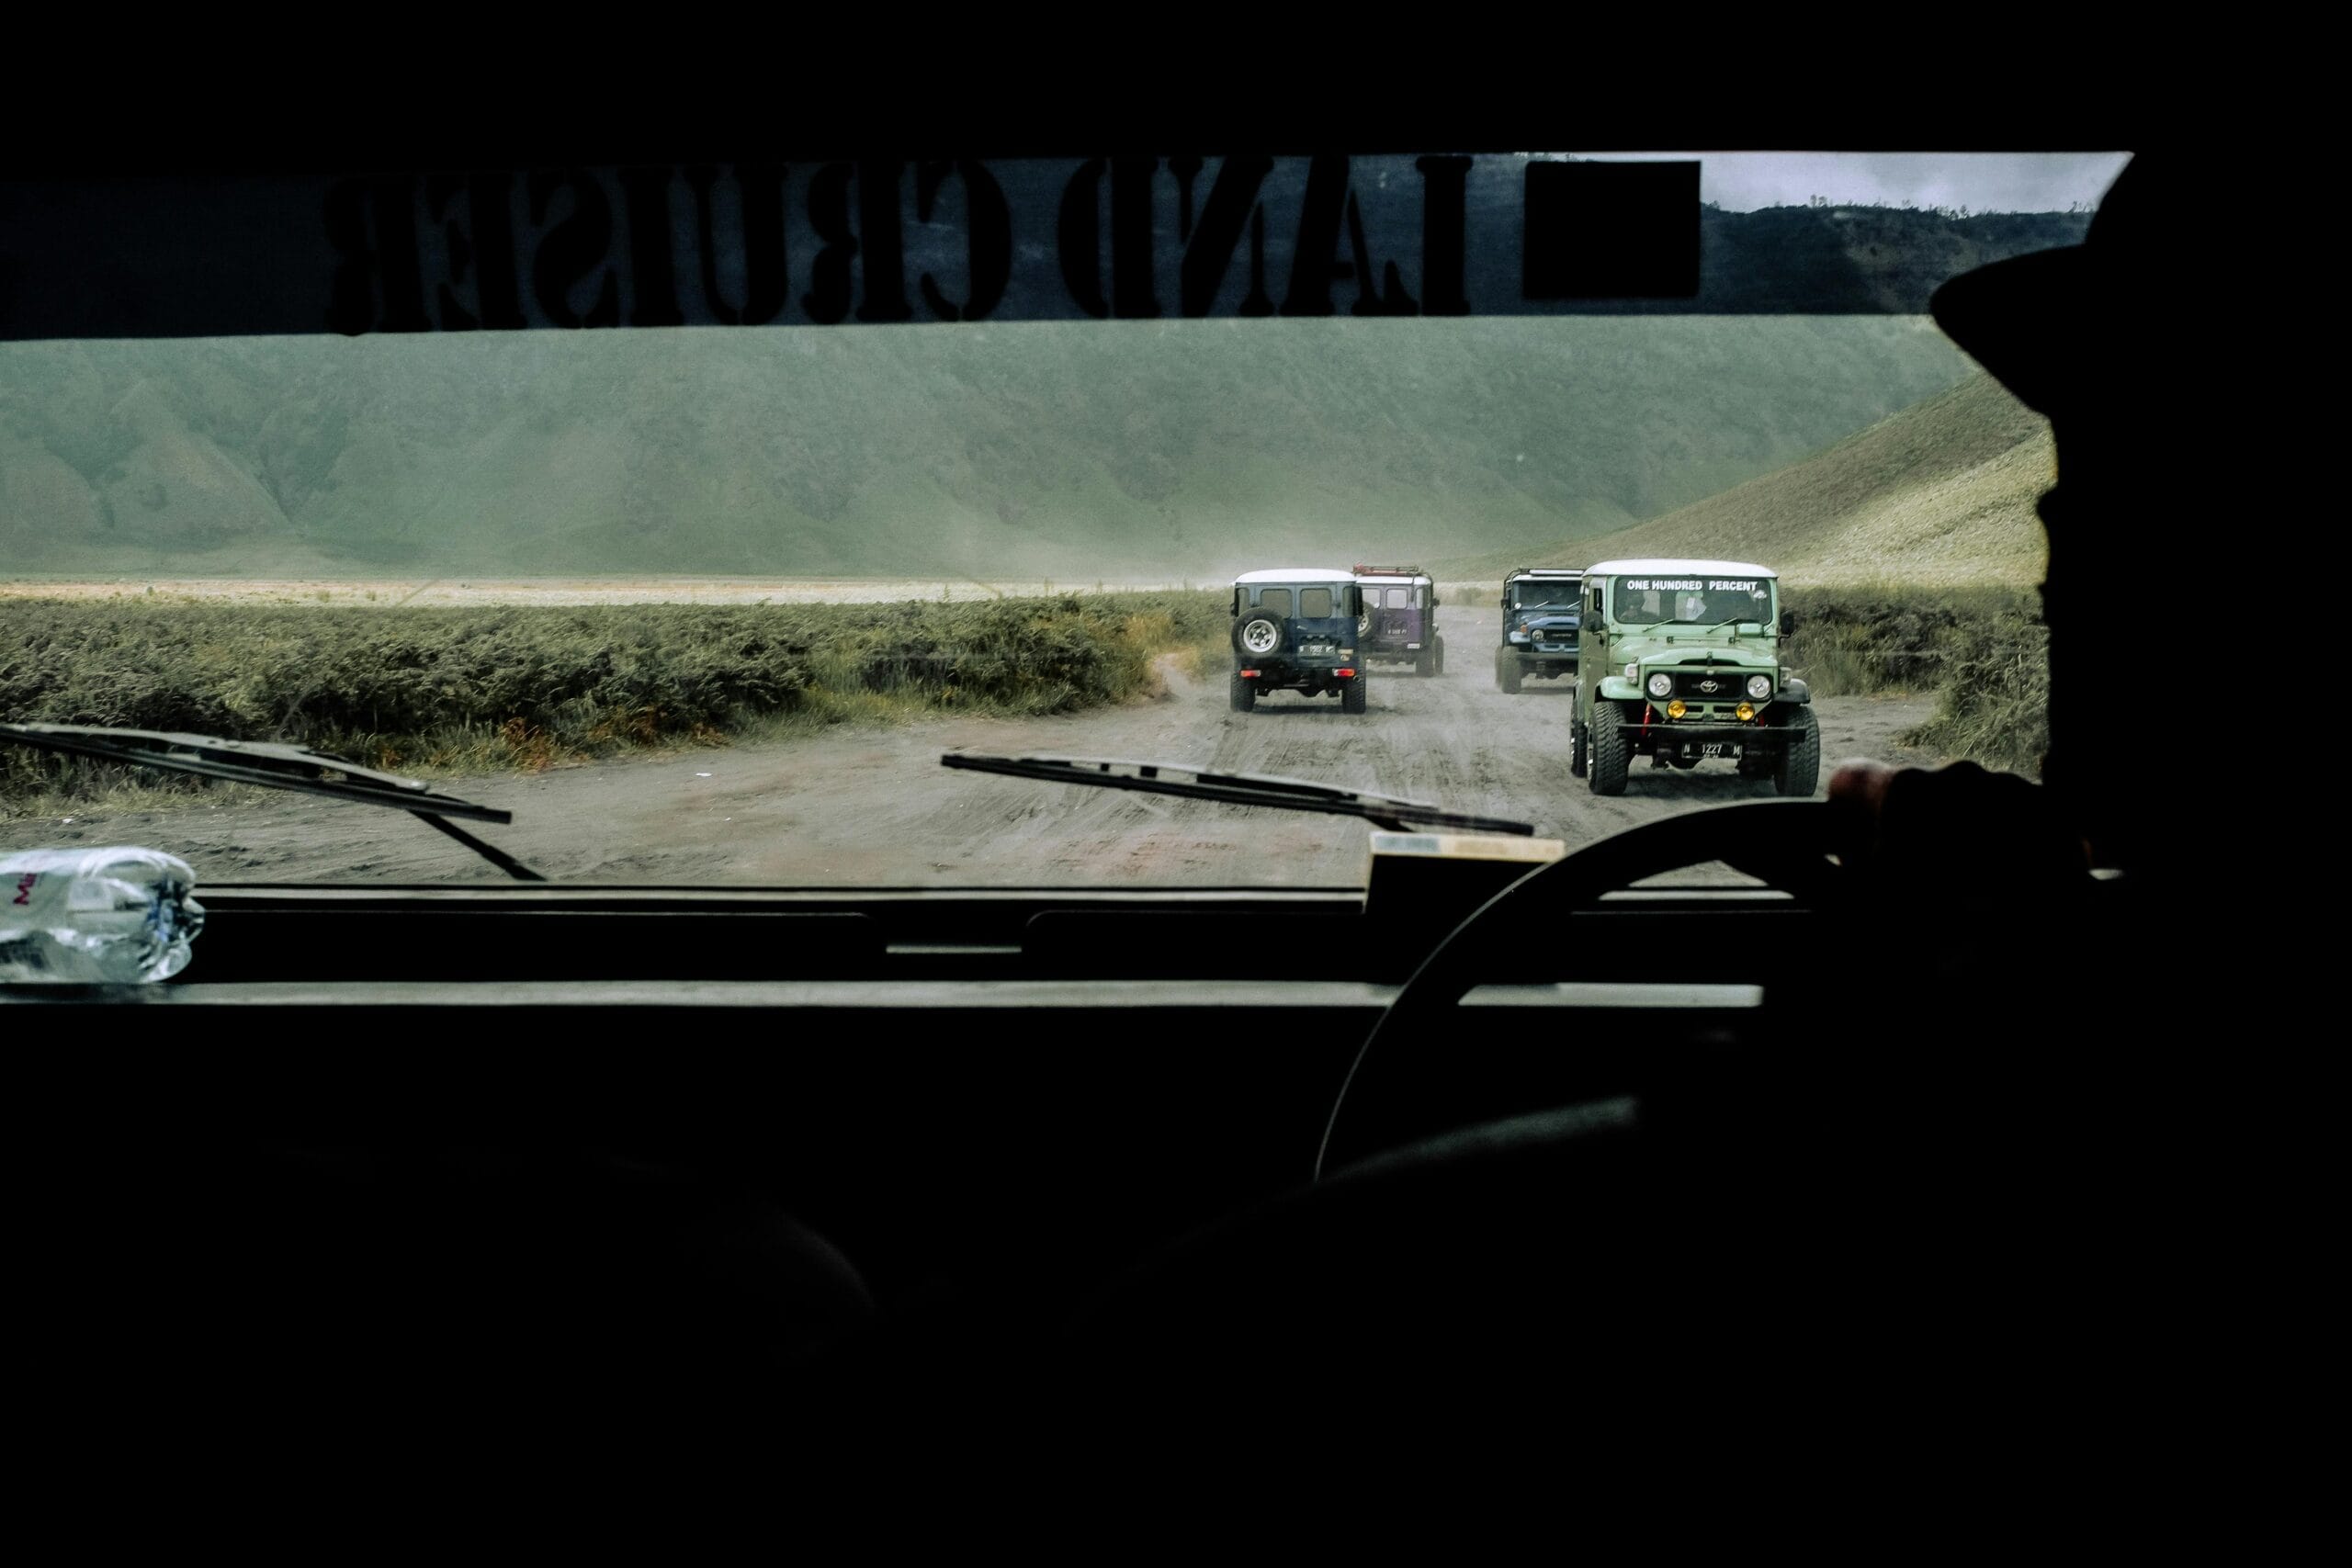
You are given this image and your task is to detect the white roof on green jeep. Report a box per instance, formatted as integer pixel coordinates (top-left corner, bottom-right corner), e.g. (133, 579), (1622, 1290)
(1233, 568), (1357, 584)
(1507, 568), (1584, 578)
(1583, 558), (1778, 579)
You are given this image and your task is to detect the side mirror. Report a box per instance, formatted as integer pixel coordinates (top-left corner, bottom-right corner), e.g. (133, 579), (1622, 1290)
(1779, 610), (1796, 635)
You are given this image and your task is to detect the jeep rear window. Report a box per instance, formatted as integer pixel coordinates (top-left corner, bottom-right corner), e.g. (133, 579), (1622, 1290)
(1299, 588), (1335, 618)
(1257, 589), (1293, 615)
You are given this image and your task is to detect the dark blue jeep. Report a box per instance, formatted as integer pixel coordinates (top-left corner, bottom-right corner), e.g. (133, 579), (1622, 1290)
(1495, 567), (1584, 694)
(1229, 569), (1371, 714)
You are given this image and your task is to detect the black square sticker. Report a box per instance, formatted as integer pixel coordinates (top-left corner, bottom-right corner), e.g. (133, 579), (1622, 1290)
(1523, 160), (1701, 299)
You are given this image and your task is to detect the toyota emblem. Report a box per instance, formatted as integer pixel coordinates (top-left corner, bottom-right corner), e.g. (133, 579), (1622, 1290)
(1697, 679), (1721, 694)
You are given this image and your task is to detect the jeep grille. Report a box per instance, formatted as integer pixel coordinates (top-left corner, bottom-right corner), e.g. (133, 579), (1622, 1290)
(1670, 670), (1757, 700)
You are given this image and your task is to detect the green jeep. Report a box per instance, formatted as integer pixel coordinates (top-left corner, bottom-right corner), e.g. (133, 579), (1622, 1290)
(1570, 558), (1819, 797)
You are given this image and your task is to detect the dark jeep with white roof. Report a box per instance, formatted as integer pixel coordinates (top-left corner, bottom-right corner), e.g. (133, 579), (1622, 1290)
(1229, 569), (1370, 714)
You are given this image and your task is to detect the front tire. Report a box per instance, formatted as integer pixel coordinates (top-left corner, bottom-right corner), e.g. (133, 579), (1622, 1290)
(1229, 674), (1256, 713)
(1433, 637), (1446, 674)
(1496, 651), (1521, 694)
(1588, 700), (1629, 796)
(1774, 706), (1820, 796)
(1341, 675), (1368, 715)
(1415, 645), (1435, 678)
(1570, 695), (1588, 778)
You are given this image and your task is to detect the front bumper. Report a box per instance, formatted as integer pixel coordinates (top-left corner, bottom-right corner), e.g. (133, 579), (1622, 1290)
(1627, 717), (1793, 755)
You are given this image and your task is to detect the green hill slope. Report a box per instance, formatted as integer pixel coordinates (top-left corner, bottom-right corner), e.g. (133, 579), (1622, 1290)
(1441, 372), (2052, 587)
(2, 317), (1977, 581)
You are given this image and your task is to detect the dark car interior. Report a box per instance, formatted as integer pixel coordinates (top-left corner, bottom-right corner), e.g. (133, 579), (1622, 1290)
(6, 78), (2244, 1523)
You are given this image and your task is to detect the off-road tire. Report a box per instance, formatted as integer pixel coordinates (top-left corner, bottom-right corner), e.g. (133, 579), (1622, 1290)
(1341, 675), (1368, 715)
(1588, 700), (1630, 796)
(1570, 695), (1588, 778)
(1229, 674), (1256, 713)
(1233, 614), (1285, 658)
(1774, 706), (1820, 797)
(1415, 645), (1435, 678)
(1433, 637), (1446, 674)
(1496, 651), (1521, 694)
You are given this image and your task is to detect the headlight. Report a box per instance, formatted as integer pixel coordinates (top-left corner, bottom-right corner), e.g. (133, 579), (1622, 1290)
(1509, 631), (1531, 643)
(1746, 674), (1772, 700)
(1339, 649), (1354, 658)
(1623, 663), (1638, 680)
(1645, 672), (1673, 699)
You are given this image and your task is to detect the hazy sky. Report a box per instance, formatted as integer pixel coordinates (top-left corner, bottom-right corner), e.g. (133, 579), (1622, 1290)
(1556, 152), (2132, 213)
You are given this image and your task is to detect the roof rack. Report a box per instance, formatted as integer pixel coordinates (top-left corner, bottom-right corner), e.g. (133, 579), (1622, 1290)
(1350, 563), (1426, 577)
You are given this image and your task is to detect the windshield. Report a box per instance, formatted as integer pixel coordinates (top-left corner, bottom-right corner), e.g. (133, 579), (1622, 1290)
(1510, 582), (1579, 611)
(1, 150), (2107, 888)
(1611, 577), (1777, 627)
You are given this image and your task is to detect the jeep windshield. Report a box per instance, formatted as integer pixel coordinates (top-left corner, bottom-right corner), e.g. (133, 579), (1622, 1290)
(1509, 584), (1578, 611)
(0, 150), (2117, 887)
(1612, 580), (1777, 628)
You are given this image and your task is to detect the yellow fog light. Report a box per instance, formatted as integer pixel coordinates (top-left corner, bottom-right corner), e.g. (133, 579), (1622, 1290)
(1736, 702), (1754, 721)
(1666, 699), (1687, 719)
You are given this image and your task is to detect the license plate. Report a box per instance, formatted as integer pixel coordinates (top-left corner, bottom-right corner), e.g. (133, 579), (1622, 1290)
(1701, 743), (1724, 758)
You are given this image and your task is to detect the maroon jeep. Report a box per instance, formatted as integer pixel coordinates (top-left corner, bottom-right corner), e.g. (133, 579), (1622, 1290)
(1351, 566), (1443, 677)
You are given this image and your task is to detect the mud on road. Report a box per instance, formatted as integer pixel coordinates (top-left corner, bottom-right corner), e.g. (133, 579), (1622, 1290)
(6, 608), (1938, 887)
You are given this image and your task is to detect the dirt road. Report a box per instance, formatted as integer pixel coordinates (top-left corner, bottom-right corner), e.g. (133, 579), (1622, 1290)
(8, 608), (1937, 886)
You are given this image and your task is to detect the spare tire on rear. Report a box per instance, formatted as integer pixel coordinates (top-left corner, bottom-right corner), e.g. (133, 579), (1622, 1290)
(1233, 614), (1285, 658)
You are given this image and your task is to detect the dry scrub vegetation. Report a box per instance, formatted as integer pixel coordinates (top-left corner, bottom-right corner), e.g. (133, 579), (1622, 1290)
(2, 592), (1227, 814)
(1783, 584), (2049, 773)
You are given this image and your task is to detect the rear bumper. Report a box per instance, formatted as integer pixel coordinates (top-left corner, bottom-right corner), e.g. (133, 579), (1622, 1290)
(1237, 660), (1359, 686)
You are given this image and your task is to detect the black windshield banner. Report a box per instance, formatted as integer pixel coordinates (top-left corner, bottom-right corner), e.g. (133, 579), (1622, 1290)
(0, 153), (2085, 339)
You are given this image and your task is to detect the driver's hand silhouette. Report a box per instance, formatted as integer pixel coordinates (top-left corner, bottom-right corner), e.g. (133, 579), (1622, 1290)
(1828, 760), (2091, 885)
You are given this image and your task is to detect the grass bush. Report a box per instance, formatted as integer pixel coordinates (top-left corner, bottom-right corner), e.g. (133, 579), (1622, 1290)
(2, 592), (1227, 812)
(1781, 582), (2050, 772)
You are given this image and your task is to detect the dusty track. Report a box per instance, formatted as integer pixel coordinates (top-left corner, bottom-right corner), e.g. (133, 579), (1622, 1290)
(8, 609), (1936, 886)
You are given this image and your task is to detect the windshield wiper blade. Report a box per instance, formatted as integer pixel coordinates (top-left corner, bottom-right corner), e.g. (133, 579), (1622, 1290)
(942, 752), (1535, 836)
(0, 722), (543, 882)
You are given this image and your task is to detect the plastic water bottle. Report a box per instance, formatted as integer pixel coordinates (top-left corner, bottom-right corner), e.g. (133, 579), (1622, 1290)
(1, 846), (207, 983)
